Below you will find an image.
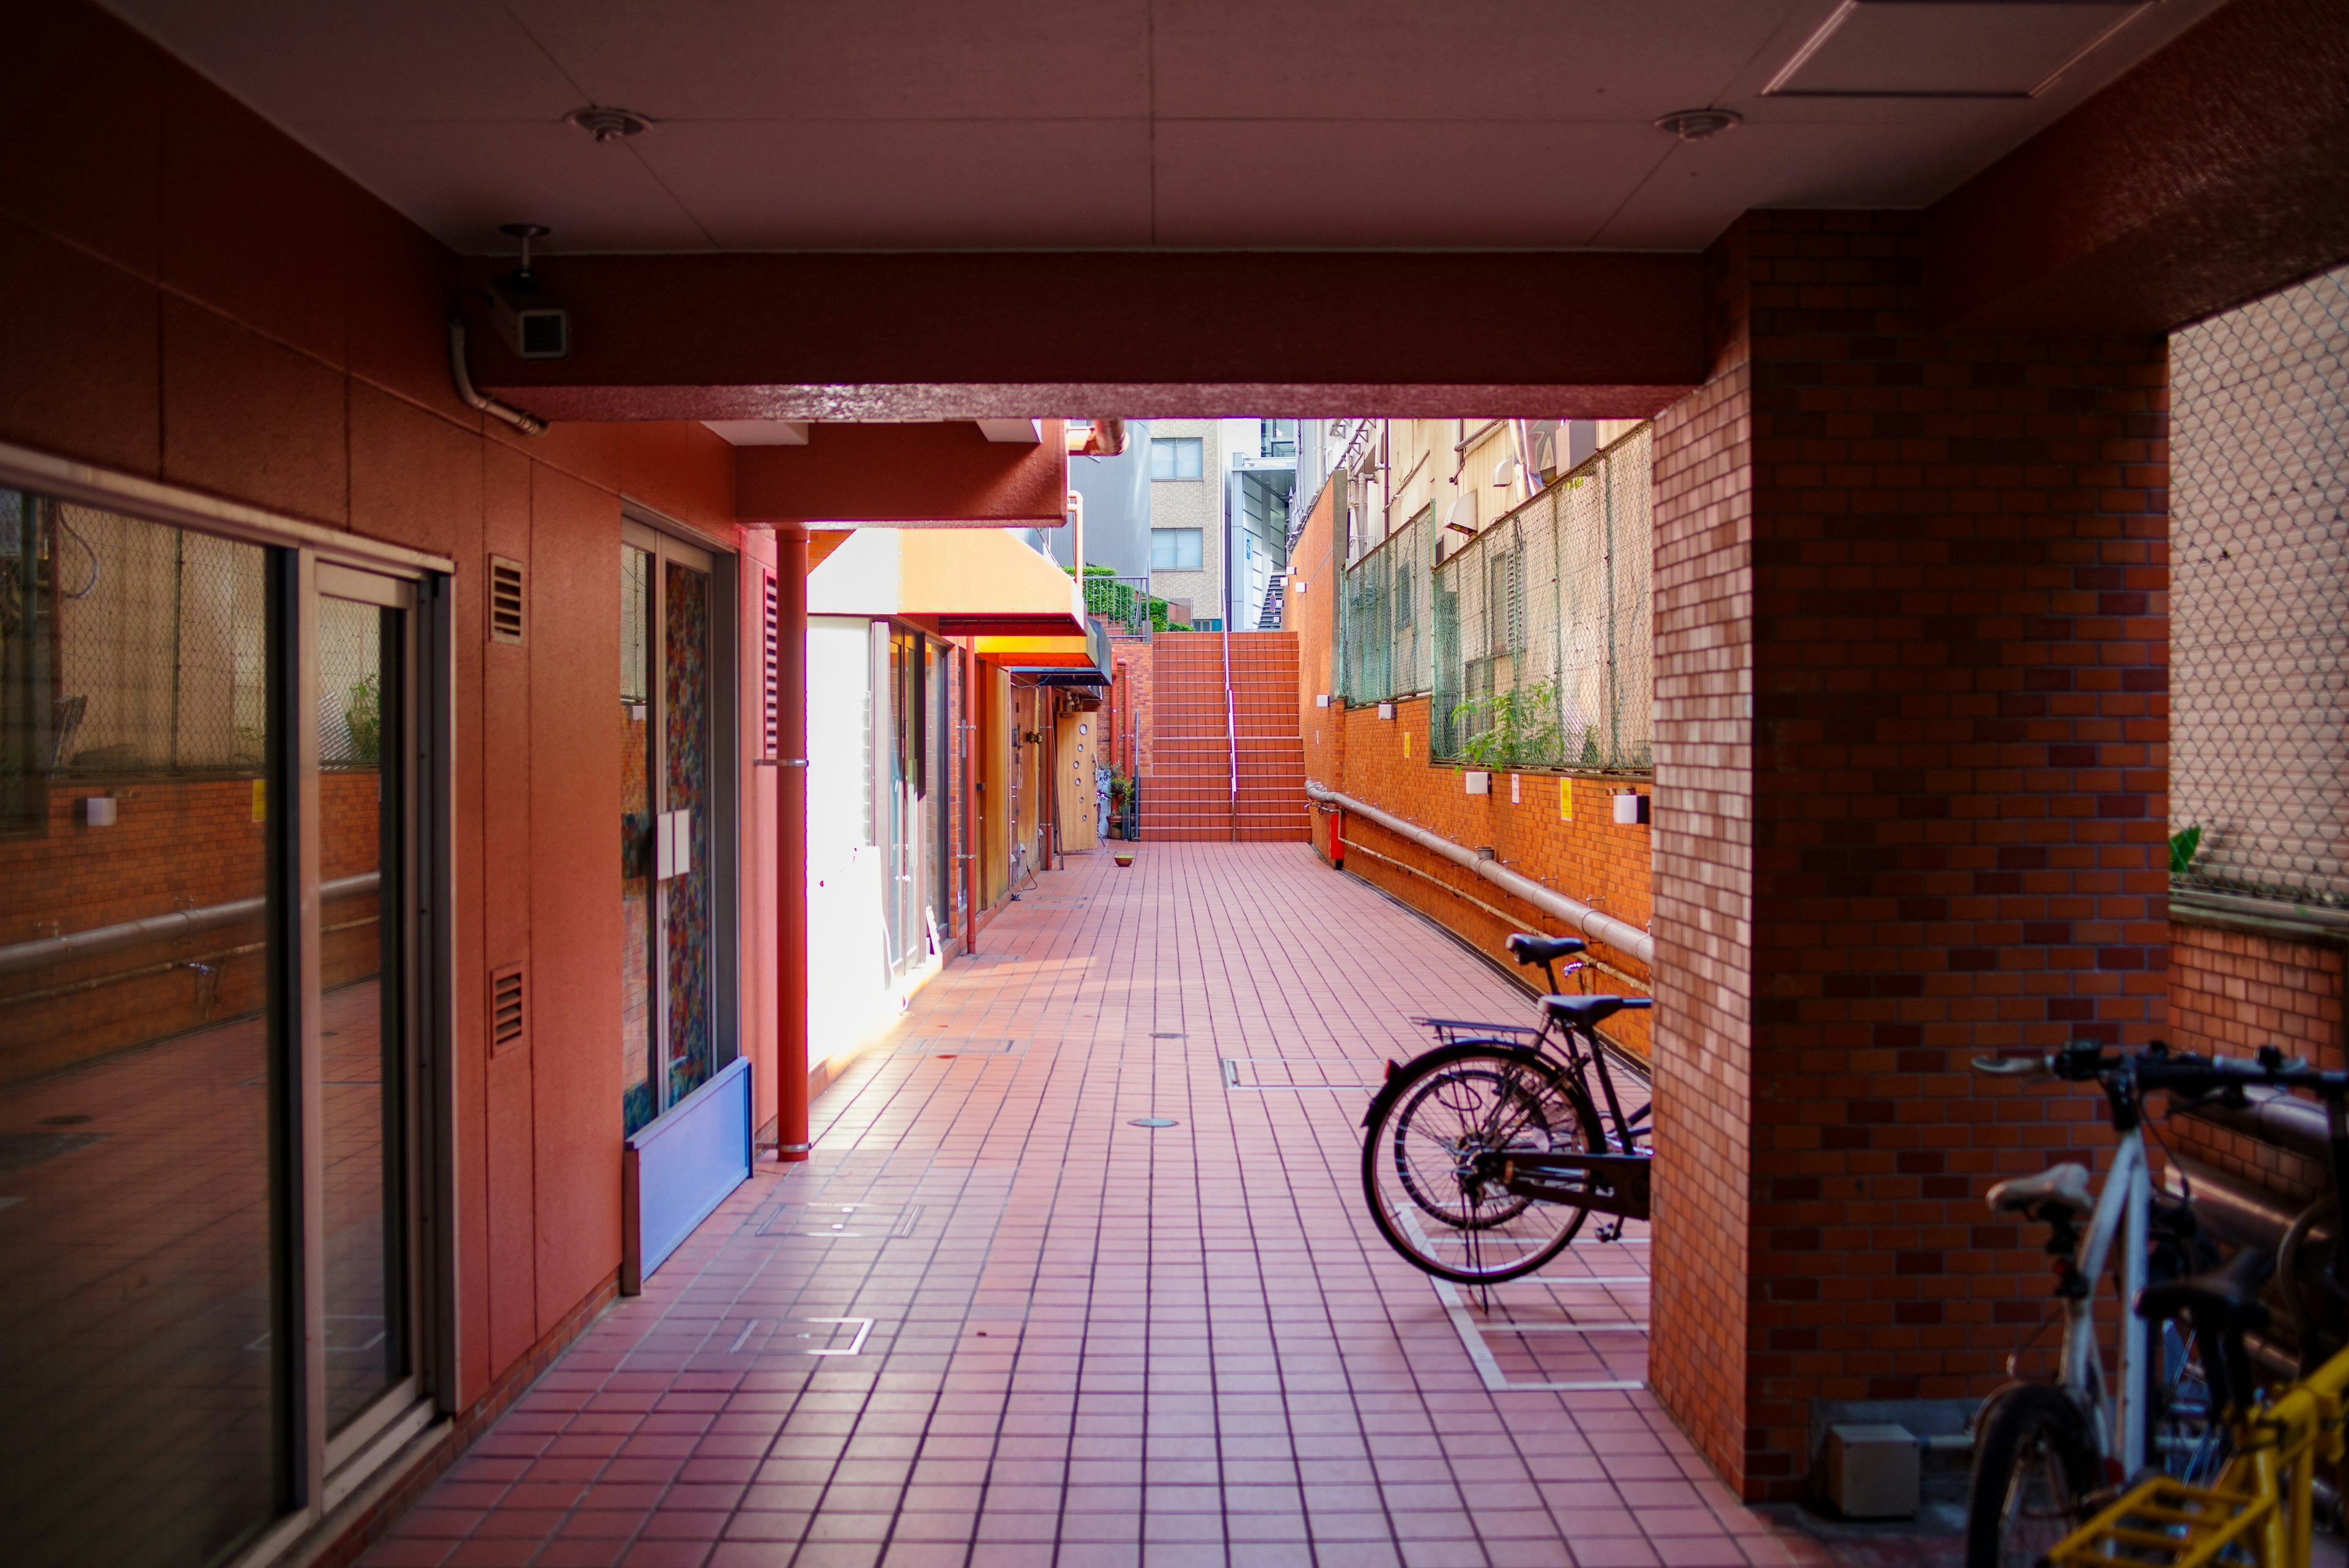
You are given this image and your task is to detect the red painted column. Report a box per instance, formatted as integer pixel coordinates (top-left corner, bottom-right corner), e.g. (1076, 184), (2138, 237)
(963, 641), (980, 954)
(775, 527), (811, 1161)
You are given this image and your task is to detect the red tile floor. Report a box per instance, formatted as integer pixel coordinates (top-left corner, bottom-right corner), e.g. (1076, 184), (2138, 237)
(367, 845), (1924, 1568)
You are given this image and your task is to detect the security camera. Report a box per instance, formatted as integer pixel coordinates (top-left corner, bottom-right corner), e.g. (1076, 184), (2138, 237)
(491, 223), (570, 360)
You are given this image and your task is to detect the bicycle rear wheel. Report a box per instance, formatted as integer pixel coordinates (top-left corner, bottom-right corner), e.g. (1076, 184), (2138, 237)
(1965, 1384), (2097, 1568)
(1360, 1043), (1603, 1285)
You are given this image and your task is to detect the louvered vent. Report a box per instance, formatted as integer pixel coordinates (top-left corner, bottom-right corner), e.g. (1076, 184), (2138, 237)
(762, 571), (779, 759)
(488, 555), (525, 645)
(491, 964), (525, 1053)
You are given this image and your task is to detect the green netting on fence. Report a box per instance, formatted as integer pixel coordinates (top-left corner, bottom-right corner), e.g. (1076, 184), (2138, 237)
(1339, 506), (1432, 704)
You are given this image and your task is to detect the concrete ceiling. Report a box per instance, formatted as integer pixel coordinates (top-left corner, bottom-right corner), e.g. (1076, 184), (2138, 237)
(101, 0), (2228, 255)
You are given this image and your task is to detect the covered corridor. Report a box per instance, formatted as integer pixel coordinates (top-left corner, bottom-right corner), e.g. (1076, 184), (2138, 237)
(356, 845), (1781, 1568)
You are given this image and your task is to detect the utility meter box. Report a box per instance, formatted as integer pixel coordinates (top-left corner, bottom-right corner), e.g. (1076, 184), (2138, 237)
(1824, 1424), (1920, 1520)
(1612, 790), (1650, 825)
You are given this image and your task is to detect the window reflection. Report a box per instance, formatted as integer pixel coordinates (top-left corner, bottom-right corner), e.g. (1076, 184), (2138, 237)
(0, 493), (282, 1567)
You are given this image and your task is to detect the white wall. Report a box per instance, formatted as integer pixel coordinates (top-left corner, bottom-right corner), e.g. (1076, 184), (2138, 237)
(805, 616), (894, 1071)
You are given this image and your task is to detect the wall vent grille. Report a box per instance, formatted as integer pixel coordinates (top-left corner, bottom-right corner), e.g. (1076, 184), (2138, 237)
(491, 964), (525, 1052)
(762, 571), (779, 759)
(489, 555), (525, 645)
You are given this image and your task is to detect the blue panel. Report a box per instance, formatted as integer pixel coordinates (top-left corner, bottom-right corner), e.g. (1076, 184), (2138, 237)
(627, 1055), (751, 1282)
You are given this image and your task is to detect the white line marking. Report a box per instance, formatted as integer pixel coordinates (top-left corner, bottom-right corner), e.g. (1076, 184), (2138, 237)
(806, 1317), (872, 1356)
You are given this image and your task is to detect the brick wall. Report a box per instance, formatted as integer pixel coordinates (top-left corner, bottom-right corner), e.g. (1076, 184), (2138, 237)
(2167, 908), (2345, 1200)
(1649, 210), (2171, 1499)
(1646, 211), (1761, 1486)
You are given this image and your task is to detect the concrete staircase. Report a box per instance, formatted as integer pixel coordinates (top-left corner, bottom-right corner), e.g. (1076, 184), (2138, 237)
(1140, 631), (1308, 841)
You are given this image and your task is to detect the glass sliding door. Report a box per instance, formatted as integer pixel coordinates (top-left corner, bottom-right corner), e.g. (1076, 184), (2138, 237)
(314, 575), (412, 1438)
(0, 484), (442, 1567)
(0, 496), (283, 1568)
(620, 523), (724, 1134)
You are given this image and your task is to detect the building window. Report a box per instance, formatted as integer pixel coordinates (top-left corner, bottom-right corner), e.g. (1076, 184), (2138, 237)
(1149, 437), (1203, 481)
(1260, 419), (1297, 458)
(1151, 529), (1203, 571)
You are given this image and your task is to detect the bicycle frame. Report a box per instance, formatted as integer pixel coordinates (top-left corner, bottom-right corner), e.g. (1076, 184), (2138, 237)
(2057, 1118), (2154, 1478)
(2049, 1339), (2349, 1567)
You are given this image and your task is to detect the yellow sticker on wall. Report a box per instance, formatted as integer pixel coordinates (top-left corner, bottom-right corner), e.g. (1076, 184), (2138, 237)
(1403, 732), (1411, 759)
(251, 779), (267, 823)
(1559, 778), (1573, 822)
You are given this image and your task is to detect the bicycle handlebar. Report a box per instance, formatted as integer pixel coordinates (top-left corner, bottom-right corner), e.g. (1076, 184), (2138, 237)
(1970, 1042), (2349, 1098)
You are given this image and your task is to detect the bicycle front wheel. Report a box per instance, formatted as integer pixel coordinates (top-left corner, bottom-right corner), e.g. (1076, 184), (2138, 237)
(1360, 1043), (1602, 1285)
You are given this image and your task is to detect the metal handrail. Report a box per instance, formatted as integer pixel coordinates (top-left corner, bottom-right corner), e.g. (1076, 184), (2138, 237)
(1305, 781), (1655, 966)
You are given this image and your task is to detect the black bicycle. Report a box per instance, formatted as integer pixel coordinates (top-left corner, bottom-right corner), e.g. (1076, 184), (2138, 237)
(1360, 932), (1652, 1284)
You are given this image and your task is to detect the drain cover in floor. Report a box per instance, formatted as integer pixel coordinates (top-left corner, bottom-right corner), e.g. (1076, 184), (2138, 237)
(1128, 1117), (1178, 1128)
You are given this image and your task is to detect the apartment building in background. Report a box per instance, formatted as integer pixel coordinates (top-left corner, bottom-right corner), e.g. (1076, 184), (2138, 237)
(1142, 419), (1306, 631)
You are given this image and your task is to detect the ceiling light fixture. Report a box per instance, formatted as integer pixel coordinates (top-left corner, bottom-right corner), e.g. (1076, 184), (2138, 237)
(1653, 108), (1742, 141)
(565, 106), (653, 143)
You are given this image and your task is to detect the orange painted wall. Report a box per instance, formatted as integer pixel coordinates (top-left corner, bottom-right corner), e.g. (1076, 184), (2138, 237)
(0, 2), (762, 1410)
(1285, 470), (1655, 1052)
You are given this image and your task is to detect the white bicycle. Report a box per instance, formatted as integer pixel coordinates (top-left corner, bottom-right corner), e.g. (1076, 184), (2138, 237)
(1962, 1044), (2274, 1568)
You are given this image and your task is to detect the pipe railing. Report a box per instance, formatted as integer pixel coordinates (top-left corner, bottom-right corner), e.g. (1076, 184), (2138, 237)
(1305, 781), (1655, 967)
(0, 872), (380, 979)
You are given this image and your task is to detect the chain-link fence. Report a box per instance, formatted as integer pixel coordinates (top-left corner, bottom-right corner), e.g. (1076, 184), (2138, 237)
(317, 596), (382, 770)
(1430, 425), (1653, 772)
(1340, 505), (1433, 703)
(2171, 263), (2349, 908)
(6, 496), (269, 779)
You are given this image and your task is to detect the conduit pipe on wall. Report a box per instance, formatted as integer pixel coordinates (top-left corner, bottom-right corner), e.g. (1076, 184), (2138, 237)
(1304, 781), (1655, 967)
(447, 319), (549, 436)
(0, 872), (380, 979)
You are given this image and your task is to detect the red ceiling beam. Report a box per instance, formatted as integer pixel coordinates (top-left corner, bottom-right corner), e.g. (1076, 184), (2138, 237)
(733, 419), (1069, 526)
(457, 250), (1704, 422)
(1928, 0), (2349, 335)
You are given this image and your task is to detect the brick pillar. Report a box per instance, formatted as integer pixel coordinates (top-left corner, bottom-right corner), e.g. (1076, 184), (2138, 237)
(1648, 211), (2170, 1499)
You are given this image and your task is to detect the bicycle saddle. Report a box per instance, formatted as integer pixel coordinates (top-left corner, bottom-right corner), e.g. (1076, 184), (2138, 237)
(2138, 1246), (2274, 1333)
(1542, 994), (1653, 1029)
(1508, 932), (1587, 966)
(1986, 1163), (2094, 1217)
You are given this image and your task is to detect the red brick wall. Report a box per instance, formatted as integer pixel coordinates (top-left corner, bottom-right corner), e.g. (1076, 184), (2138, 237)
(1649, 210), (2171, 1499)
(1647, 211), (1761, 1487)
(2167, 912), (2345, 1200)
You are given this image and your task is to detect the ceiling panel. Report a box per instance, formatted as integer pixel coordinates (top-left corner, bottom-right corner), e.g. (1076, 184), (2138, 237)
(502, 0), (1153, 122)
(1768, 2), (2144, 98)
(1589, 114), (2029, 249)
(106, 0), (577, 124)
(320, 121), (716, 253)
(640, 119), (1154, 250)
(1151, 0), (1808, 122)
(94, 0), (2240, 256)
(1152, 119), (1670, 250)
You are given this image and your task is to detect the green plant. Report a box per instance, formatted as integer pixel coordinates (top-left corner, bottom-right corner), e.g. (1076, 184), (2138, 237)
(1449, 680), (1562, 767)
(344, 673), (382, 764)
(2169, 823), (2203, 876)
(1108, 767), (1133, 803)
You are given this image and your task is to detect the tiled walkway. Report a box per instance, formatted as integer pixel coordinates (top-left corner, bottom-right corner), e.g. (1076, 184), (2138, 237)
(368, 844), (1847, 1568)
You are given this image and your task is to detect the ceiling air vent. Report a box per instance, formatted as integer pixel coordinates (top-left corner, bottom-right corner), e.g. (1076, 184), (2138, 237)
(488, 555), (525, 645)
(762, 571), (780, 759)
(491, 964), (525, 1053)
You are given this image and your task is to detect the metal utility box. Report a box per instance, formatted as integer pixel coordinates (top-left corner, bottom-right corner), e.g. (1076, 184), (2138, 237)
(1824, 1424), (1920, 1519)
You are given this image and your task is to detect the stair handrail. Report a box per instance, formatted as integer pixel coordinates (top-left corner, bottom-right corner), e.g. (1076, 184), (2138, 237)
(1222, 620), (1239, 839)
